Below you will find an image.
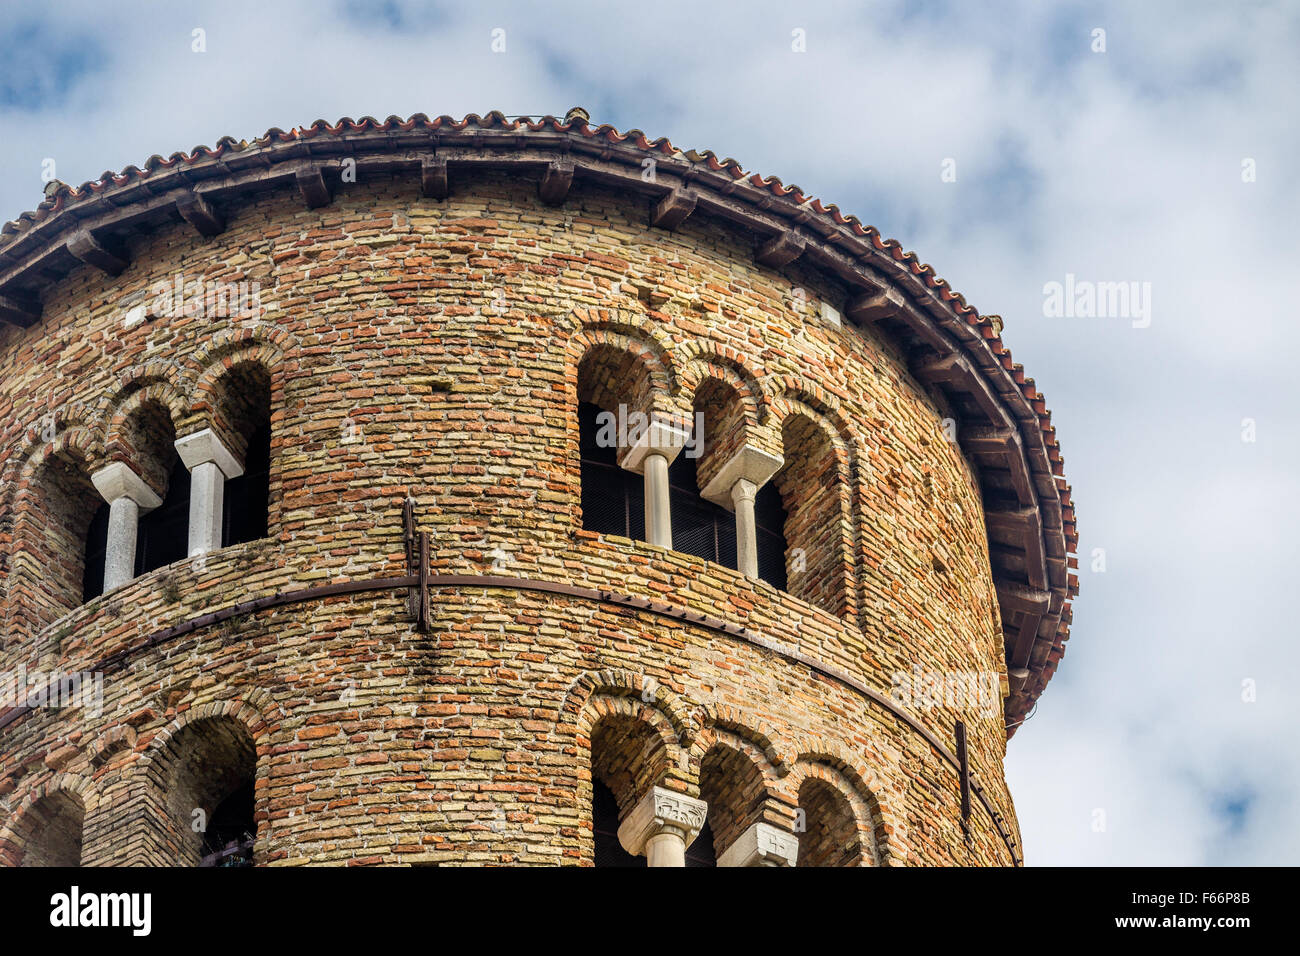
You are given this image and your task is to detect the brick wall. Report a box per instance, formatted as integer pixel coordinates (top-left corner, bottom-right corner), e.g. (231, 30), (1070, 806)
(0, 168), (1019, 866)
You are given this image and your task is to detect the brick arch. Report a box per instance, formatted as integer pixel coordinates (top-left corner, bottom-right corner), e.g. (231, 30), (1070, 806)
(136, 696), (274, 777)
(570, 307), (679, 395)
(0, 419), (100, 515)
(561, 671), (697, 845)
(692, 730), (787, 858)
(569, 330), (676, 416)
(560, 668), (695, 751)
(101, 382), (186, 497)
(675, 340), (773, 426)
(96, 360), (189, 435)
(182, 333), (285, 438)
(687, 702), (787, 776)
(767, 396), (858, 618)
(184, 350), (275, 463)
(781, 737), (897, 865)
(1, 425), (103, 635)
(134, 697), (272, 866)
(0, 772), (97, 867)
(181, 324), (293, 383)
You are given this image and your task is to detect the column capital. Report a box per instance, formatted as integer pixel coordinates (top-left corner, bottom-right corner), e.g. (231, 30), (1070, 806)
(175, 427), (244, 479)
(700, 444), (783, 510)
(91, 462), (162, 511)
(618, 416), (693, 474)
(717, 821), (800, 867)
(617, 786), (708, 857)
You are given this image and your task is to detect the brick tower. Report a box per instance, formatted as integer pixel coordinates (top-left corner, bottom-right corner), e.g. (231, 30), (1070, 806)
(0, 110), (1077, 867)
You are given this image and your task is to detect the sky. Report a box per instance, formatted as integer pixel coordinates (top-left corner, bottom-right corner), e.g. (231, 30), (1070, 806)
(1, 0), (1296, 866)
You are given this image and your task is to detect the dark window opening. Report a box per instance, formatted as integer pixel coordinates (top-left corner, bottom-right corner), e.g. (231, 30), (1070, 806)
(685, 819), (717, 867)
(755, 480), (788, 591)
(223, 422), (271, 547)
(199, 781), (255, 868)
(668, 452), (737, 571)
(592, 779), (645, 868)
(135, 459), (190, 576)
(579, 402), (645, 541)
(82, 502), (111, 602)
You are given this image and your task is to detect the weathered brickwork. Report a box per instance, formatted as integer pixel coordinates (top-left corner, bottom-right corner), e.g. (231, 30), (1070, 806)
(0, 158), (1051, 866)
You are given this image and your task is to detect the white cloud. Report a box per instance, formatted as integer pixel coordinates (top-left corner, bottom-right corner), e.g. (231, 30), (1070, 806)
(2, 0), (1295, 865)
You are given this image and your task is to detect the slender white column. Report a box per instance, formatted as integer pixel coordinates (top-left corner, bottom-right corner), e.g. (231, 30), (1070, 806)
(717, 821), (800, 867)
(731, 478), (759, 578)
(174, 428), (244, 558)
(643, 452), (672, 548)
(619, 416), (692, 550)
(91, 462), (162, 592)
(700, 445), (784, 579)
(617, 785), (708, 867)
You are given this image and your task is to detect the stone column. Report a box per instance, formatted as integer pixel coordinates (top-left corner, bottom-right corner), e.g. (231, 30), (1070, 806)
(717, 821), (800, 867)
(174, 428), (244, 559)
(701, 445), (784, 579)
(617, 785), (708, 867)
(90, 462), (162, 592)
(619, 416), (692, 550)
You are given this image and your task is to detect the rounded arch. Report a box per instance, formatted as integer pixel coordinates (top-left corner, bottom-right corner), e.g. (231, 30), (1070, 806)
(135, 698), (272, 867)
(571, 331), (675, 418)
(687, 702), (787, 776)
(1, 425), (103, 633)
(560, 667), (696, 753)
(0, 772), (97, 867)
(570, 307), (679, 397)
(675, 339), (772, 425)
(101, 385), (184, 497)
(181, 324), (292, 384)
(767, 396), (858, 618)
(780, 737), (896, 866)
(183, 336), (284, 443)
(693, 732), (782, 860)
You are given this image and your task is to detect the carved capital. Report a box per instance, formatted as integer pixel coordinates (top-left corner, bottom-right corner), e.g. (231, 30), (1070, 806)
(700, 444), (783, 510)
(91, 462), (162, 511)
(617, 786), (708, 856)
(618, 415), (693, 474)
(717, 821), (800, 867)
(175, 427), (245, 479)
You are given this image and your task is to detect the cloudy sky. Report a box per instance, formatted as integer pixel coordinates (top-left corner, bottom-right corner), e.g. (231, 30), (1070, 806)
(2, 0), (1295, 865)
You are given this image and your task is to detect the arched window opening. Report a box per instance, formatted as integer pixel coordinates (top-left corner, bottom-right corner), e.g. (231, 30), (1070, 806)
(796, 777), (860, 867)
(200, 781), (255, 868)
(669, 452), (736, 570)
(135, 456), (190, 575)
(576, 343), (656, 541)
(589, 712), (673, 867)
(159, 716), (258, 867)
(774, 414), (848, 615)
(579, 401), (644, 540)
(592, 779), (644, 868)
(214, 362), (272, 548)
(15, 790), (84, 867)
(223, 420), (270, 547)
(113, 399), (186, 579)
(20, 451), (101, 618)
